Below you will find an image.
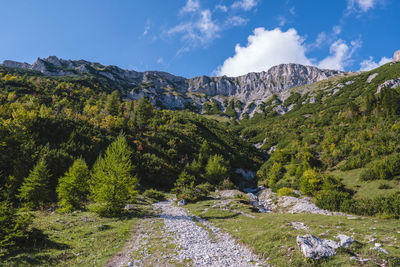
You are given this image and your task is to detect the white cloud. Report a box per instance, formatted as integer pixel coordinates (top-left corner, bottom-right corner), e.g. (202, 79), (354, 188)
(143, 25), (150, 36)
(277, 16), (286, 27)
(332, 25), (342, 35)
(215, 4), (228, 12)
(168, 9), (220, 45)
(360, 56), (392, 71)
(231, 0), (258, 11)
(314, 32), (327, 48)
(226, 16), (248, 27)
(216, 28), (311, 77)
(312, 26), (342, 49)
(347, 0), (377, 13)
(289, 7), (296, 15)
(215, 27), (364, 76)
(318, 39), (361, 70)
(180, 0), (200, 14)
(157, 57), (164, 64)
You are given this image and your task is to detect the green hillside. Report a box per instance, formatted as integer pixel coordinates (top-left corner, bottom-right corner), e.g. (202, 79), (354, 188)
(0, 66), (263, 206)
(234, 62), (400, 216)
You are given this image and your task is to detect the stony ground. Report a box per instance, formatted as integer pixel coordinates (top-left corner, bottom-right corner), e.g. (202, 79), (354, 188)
(107, 200), (266, 267)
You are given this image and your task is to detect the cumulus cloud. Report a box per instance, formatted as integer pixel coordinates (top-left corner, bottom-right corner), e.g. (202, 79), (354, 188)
(231, 0), (258, 11)
(215, 27), (363, 76)
(168, 9), (220, 45)
(318, 39), (361, 70)
(360, 56), (392, 71)
(216, 28), (311, 77)
(347, 0), (378, 13)
(180, 0), (200, 14)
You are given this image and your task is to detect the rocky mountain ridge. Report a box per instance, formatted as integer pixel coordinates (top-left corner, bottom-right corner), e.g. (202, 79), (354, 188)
(2, 56), (345, 118)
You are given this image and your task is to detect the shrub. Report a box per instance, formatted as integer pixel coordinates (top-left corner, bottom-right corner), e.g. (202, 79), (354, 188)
(360, 154), (400, 181)
(175, 183), (212, 203)
(173, 170), (213, 202)
(18, 159), (51, 210)
(57, 158), (90, 212)
(315, 190), (350, 211)
(220, 178), (235, 190)
(143, 189), (166, 201)
(277, 187), (298, 197)
(378, 183), (392, 190)
(90, 135), (137, 217)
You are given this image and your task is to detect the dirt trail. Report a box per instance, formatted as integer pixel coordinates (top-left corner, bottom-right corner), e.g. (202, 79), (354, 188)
(106, 200), (266, 267)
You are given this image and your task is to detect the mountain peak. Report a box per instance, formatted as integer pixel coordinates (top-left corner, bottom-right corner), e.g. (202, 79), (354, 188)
(1, 56), (344, 118)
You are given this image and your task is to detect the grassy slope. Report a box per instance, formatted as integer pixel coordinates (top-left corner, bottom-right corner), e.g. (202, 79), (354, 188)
(185, 199), (400, 267)
(2, 208), (148, 267)
(329, 168), (400, 199)
(234, 62), (400, 199)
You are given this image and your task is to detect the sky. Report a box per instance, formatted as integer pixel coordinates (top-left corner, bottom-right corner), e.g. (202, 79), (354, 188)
(0, 0), (399, 78)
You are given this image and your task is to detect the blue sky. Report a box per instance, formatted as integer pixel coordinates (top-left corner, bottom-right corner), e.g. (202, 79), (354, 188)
(0, 0), (399, 77)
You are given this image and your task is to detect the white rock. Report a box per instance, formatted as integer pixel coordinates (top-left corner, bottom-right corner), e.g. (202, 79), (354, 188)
(367, 73), (378, 83)
(336, 234), (355, 248)
(297, 235), (339, 259)
(291, 222), (309, 230)
(177, 199), (187, 206)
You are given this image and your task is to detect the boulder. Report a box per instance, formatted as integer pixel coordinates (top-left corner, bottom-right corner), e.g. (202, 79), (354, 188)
(297, 235), (339, 259)
(177, 199), (187, 206)
(336, 234), (355, 248)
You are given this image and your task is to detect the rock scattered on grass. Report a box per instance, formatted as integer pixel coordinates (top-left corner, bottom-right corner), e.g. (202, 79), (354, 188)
(336, 234), (355, 248)
(297, 235), (339, 259)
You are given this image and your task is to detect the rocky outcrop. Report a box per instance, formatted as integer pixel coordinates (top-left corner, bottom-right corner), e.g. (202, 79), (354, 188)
(297, 234), (355, 259)
(1, 56), (344, 118)
(394, 50), (400, 62)
(297, 235), (339, 259)
(376, 77), (400, 94)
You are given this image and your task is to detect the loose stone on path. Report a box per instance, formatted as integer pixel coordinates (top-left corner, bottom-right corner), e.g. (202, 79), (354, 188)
(154, 200), (266, 266)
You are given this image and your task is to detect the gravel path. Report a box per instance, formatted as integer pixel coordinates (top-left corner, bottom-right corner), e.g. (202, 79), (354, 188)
(153, 200), (266, 267)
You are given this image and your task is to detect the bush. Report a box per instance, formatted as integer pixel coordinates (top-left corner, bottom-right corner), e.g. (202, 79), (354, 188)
(143, 189), (166, 201)
(173, 170), (213, 202)
(220, 178), (235, 190)
(57, 158), (90, 212)
(277, 187), (298, 197)
(176, 183), (213, 203)
(315, 190), (351, 211)
(378, 183), (392, 189)
(360, 154), (400, 181)
(90, 135), (137, 217)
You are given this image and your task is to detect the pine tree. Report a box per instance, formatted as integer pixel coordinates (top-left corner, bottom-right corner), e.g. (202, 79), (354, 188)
(105, 90), (120, 116)
(0, 200), (33, 256)
(57, 158), (89, 212)
(133, 97), (154, 131)
(18, 159), (51, 209)
(90, 134), (137, 216)
(204, 154), (228, 184)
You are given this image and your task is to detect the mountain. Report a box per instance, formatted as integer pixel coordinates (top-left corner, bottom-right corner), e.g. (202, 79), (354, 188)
(1, 56), (344, 118)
